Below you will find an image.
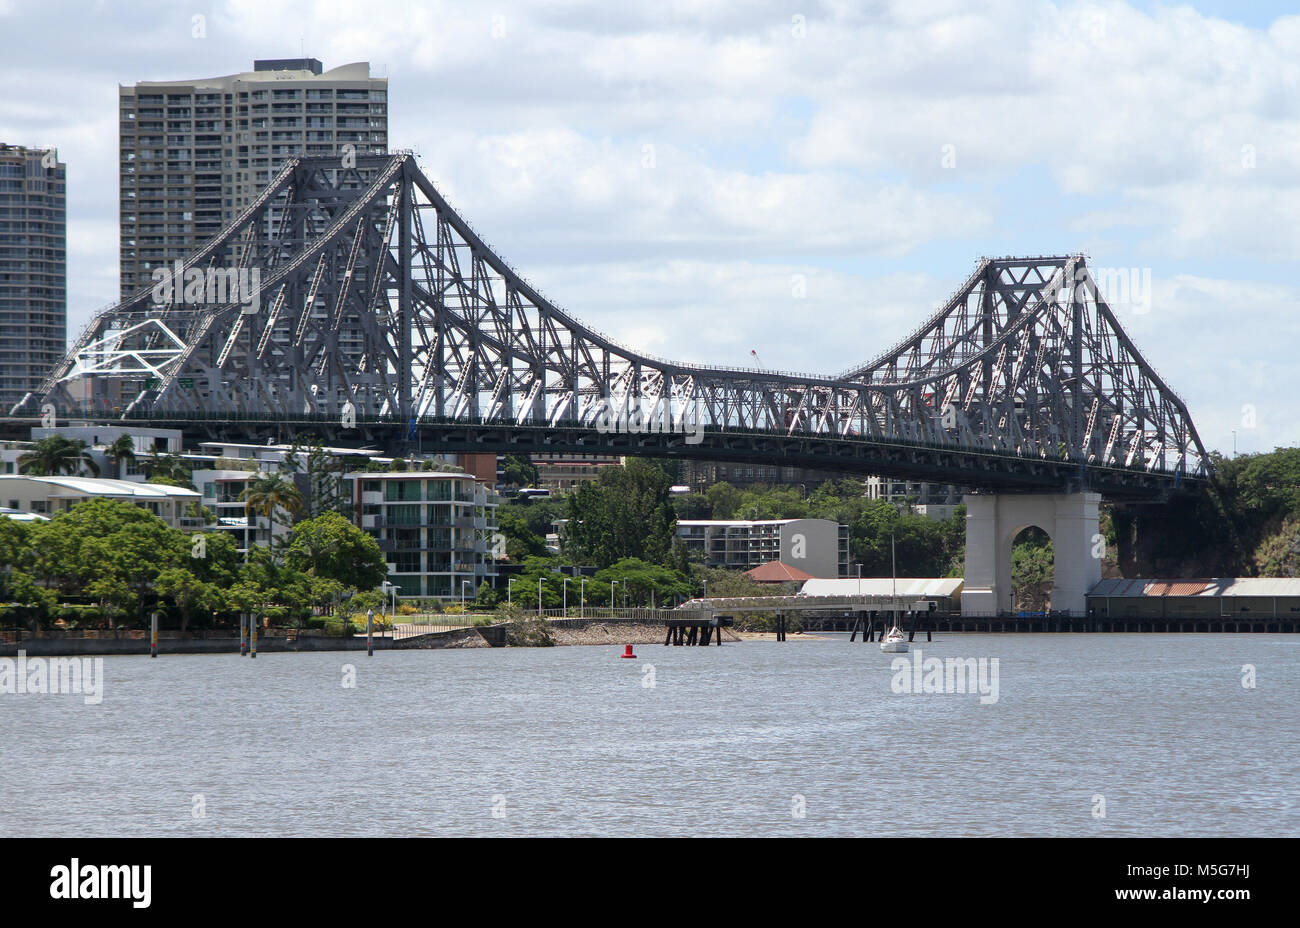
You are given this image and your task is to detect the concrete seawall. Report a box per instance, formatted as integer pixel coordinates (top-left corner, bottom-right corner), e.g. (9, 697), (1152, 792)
(0, 627), (494, 657)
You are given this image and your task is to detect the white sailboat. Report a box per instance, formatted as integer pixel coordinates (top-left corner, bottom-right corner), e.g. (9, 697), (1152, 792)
(879, 533), (909, 652)
(879, 625), (909, 652)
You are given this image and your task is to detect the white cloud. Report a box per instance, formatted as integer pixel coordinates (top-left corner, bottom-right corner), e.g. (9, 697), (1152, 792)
(0, 0), (1294, 458)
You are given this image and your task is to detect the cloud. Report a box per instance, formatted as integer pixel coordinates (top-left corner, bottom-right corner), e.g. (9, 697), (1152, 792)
(0, 0), (1293, 458)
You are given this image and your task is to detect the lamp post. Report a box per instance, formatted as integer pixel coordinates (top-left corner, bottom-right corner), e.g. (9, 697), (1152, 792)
(610, 579), (616, 614)
(461, 579), (472, 615)
(580, 578), (586, 618)
(538, 576), (543, 616)
(508, 577), (517, 606)
(563, 577), (570, 616)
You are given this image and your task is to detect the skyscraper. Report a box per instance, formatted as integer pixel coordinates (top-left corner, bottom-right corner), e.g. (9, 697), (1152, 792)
(118, 59), (388, 300)
(0, 144), (66, 411)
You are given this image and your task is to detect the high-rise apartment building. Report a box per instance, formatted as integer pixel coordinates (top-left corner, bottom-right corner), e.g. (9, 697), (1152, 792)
(0, 144), (66, 411)
(118, 59), (388, 299)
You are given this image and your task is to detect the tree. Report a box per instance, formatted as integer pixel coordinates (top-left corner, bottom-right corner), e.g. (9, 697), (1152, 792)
(284, 440), (353, 518)
(284, 512), (387, 591)
(495, 507), (548, 562)
(592, 558), (692, 606)
(241, 471), (304, 542)
(1011, 529), (1054, 612)
(105, 434), (135, 479)
(500, 453), (538, 488)
(143, 450), (193, 489)
(154, 567), (222, 635)
(18, 435), (99, 477)
(563, 459), (679, 568)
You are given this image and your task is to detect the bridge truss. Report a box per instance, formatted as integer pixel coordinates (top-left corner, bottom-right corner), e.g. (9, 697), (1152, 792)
(13, 153), (1209, 495)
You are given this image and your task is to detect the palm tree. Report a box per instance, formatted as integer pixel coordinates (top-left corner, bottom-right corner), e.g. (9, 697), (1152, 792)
(143, 450), (193, 489)
(105, 434), (135, 479)
(17, 436), (100, 477)
(241, 471), (304, 548)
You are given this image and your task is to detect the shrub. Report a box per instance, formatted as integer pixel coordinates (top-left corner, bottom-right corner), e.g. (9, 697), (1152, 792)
(504, 613), (554, 647)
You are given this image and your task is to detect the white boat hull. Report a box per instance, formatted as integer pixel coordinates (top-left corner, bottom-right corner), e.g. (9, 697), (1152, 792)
(880, 627), (908, 652)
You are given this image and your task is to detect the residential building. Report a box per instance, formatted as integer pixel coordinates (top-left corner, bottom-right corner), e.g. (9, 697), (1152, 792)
(0, 474), (201, 528)
(864, 476), (963, 521)
(0, 144), (65, 411)
(676, 517), (849, 578)
(531, 453), (623, 493)
(118, 59), (388, 299)
(347, 471), (500, 598)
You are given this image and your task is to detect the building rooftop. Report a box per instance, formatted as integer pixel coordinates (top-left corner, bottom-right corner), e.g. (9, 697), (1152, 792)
(1089, 578), (1300, 597)
(745, 560), (817, 583)
(0, 474), (199, 499)
(125, 61), (377, 90)
(0, 507), (49, 522)
(800, 578), (965, 598)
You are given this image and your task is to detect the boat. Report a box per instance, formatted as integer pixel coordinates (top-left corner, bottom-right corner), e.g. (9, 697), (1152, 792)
(880, 625), (909, 652)
(878, 534), (908, 652)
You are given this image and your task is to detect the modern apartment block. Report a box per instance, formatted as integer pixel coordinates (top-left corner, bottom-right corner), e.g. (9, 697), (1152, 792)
(348, 471), (500, 599)
(676, 518), (849, 578)
(118, 59), (388, 299)
(864, 476), (963, 521)
(0, 144), (66, 411)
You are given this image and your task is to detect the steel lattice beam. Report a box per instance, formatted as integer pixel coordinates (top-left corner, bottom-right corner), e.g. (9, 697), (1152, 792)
(12, 154), (1210, 495)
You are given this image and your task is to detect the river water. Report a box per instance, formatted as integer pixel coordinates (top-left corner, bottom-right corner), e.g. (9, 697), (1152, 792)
(2, 634), (1296, 836)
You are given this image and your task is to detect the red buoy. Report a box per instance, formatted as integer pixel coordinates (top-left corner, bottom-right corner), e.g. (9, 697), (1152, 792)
(621, 644), (637, 659)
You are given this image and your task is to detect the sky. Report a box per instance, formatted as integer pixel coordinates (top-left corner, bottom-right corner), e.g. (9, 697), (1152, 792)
(1, 0), (1297, 457)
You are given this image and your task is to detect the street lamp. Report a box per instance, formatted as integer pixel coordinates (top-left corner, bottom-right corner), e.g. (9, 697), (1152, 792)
(538, 576), (543, 616)
(508, 577), (517, 606)
(562, 577), (570, 615)
(580, 578), (586, 618)
(461, 579), (472, 615)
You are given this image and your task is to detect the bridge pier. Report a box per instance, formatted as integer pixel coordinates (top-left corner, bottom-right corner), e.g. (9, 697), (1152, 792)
(960, 491), (1101, 617)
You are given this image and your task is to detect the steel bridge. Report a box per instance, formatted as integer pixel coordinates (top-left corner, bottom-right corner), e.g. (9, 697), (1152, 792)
(10, 152), (1209, 497)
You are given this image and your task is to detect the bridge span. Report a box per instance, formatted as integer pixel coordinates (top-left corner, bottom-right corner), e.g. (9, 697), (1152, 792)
(6, 152), (1214, 614)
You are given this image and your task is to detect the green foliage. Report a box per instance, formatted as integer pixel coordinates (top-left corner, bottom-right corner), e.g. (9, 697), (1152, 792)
(500, 453), (539, 488)
(240, 470), (304, 542)
(495, 506), (549, 561)
(143, 451), (193, 489)
(563, 459), (679, 568)
(284, 511), (387, 590)
(283, 441), (353, 518)
(1010, 528), (1054, 612)
(18, 435), (99, 477)
(592, 558), (692, 606)
(504, 612), (555, 647)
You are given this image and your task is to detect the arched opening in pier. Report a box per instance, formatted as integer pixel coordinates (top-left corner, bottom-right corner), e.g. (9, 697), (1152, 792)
(1010, 526), (1054, 615)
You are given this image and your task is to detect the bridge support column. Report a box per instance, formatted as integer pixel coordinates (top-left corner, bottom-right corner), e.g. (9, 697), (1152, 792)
(960, 492), (1101, 617)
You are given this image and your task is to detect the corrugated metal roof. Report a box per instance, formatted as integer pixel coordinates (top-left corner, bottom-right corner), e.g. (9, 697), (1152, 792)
(1145, 580), (1211, 597)
(0, 475), (199, 498)
(801, 578), (964, 597)
(1089, 578), (1300, 597)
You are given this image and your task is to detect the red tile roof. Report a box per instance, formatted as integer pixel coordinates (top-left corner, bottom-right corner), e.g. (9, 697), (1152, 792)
(745, 560), (817, 583)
